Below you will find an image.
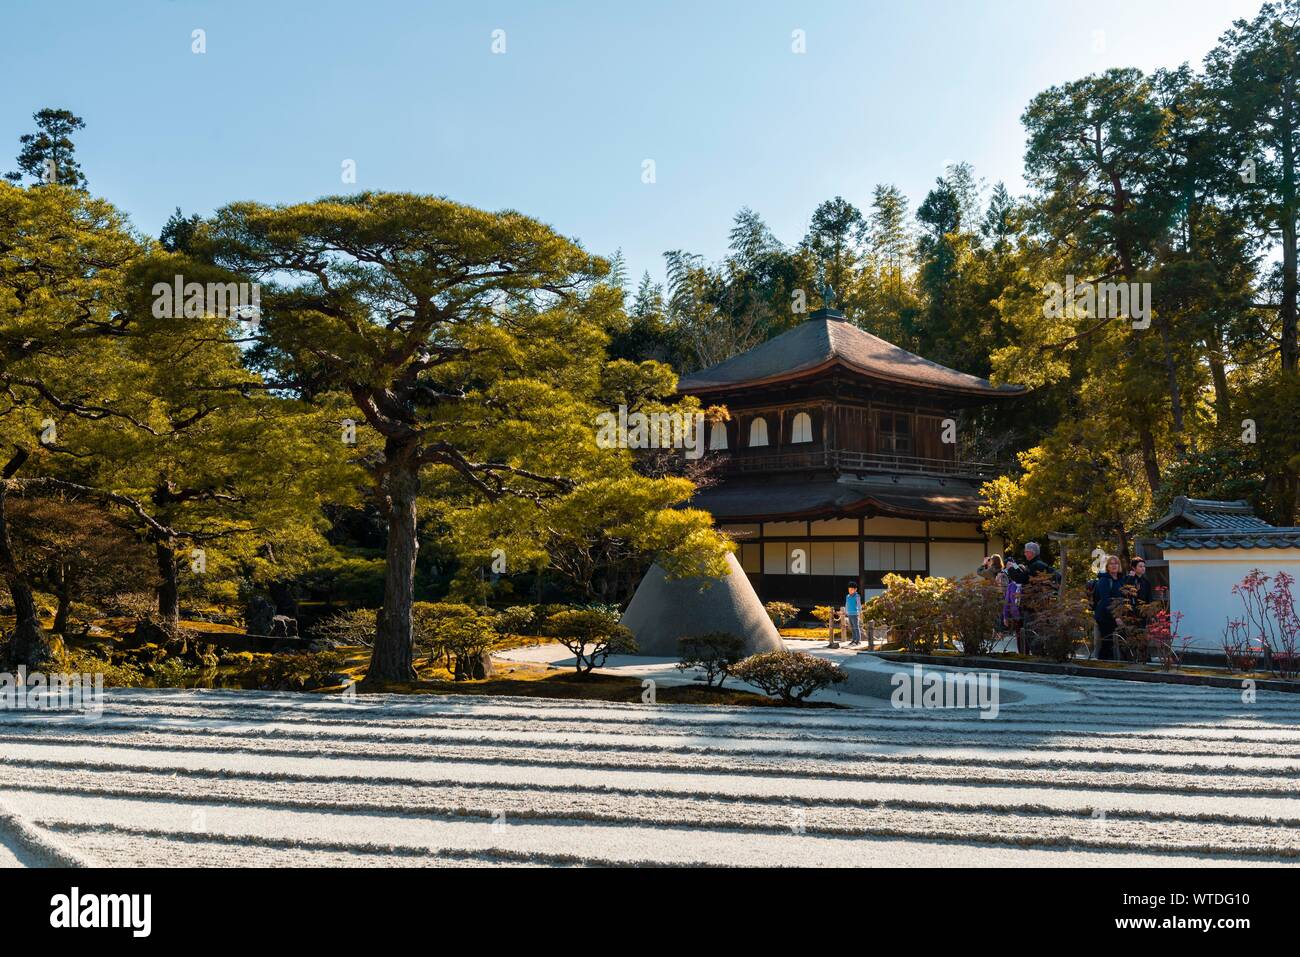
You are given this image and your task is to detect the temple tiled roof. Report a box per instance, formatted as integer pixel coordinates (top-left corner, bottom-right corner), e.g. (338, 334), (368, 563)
(1152, 496), (1300, 550)
(676, 313), (1026, 398)
(1150, 496), (1274, 533)
(689, 476), (984, 522)
(1158, 529), (1300, 550)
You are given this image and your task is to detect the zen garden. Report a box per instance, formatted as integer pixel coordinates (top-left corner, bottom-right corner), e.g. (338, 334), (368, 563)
(1, 0), (1299, 876)
(5, 110), (1300, 702)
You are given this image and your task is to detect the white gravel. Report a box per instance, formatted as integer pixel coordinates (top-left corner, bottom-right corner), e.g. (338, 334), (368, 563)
(1, 661), (1297, 867)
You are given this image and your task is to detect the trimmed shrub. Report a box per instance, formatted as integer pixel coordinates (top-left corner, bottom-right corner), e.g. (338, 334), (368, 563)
(943, 574), (1004, 656)
(543, 609), (637, 674)
(868, 574), (952, 653)
(764, 602), (799, 628)
(413, 602), (499, 680)
(732, 651), (847, 704)
(494, 605), (538, 638)
(677, 632), (747, 688)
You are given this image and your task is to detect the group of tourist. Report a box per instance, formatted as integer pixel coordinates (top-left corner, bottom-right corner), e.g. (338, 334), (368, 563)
(978, 544), (1156, 660)
(829, 541), (1155, 661)
(1089, 554), (1154, 660)
(977, 541), (1059, 654)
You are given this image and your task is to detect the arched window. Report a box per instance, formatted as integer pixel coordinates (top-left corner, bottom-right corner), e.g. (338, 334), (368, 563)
(709, 420), (728, 450)
(790, 411), (813, 443)
(748, 417), (769, 447)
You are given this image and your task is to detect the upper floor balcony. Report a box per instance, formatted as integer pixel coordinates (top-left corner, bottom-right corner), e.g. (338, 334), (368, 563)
(713, 447), (1010, 483)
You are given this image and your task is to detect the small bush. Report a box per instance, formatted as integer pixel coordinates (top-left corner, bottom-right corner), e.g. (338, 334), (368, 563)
(810, 606), (834, 624)
(239, 651), (353, 691)
(764, 602), (799, 628)
(151, 658), (202, 688)
(677, 632), (747, 688)
(313, 607), (378, 646)
(104, 591), (157, 619)
(59, 648), (144, 687)
(869, 575), (952, 653)
(732, 651), (847, 704)
(944, 574), (1004, 655)
(494, 605), (538, 638)
(1022, 576), (1092, 662)
(543, 609), (637, 674)
(414, 602), (498, 680)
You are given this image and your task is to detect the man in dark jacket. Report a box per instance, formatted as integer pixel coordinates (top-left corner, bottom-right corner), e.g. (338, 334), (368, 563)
(1008, 542), (1057, 653)
(1006, 542), (1055, 584)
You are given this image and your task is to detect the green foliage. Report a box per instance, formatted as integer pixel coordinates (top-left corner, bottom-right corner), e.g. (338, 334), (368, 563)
(299, 551), (386, 608)
(763, 601), (799, 628)
(493, 605), (537, 637)
(543, 608), (636, 674)
(731, 651), (847, 704)
(5, 108), (88, 189)
(868, 574), (953, 653)
(201, 192), (728, 683)
(943, 574), (1005, 656)
(411, 601), (498, 680)
(236, 651), (352, 691)
(313, 607), (377, 646)
(676, 632), (747, 688)
(58, 648), (143, 687)
(150, 657), (202, 688)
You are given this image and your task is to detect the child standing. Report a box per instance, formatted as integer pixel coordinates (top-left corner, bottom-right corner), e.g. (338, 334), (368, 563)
(845, 581), (863, 646)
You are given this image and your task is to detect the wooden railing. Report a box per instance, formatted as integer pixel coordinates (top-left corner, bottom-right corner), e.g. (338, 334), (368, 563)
(718, 448), (1008, 481)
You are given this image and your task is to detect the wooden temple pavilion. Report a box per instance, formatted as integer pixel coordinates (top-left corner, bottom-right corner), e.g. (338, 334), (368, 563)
(677, 305), (1026, 606)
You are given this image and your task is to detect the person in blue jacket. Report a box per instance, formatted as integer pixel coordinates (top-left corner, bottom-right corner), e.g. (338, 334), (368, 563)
(1092, 554), (1127, 660)
(845, 581), (863, 646)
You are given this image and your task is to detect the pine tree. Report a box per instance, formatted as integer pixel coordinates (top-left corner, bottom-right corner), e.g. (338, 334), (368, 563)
(5, 108), (88, 189)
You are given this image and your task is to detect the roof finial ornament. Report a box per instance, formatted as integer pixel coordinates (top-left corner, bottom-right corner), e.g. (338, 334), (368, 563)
(811, 279), (845, 321)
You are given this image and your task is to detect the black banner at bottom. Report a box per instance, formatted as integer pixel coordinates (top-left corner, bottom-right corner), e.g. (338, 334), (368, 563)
(1, 866), (1284, 943)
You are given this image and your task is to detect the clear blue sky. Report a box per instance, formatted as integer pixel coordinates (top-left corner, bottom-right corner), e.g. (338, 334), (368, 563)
(0, 0), (1266, 284)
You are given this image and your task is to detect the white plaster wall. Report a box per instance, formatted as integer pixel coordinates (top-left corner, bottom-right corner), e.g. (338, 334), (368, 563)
(1167, 549), (1300, 651)
(929, 541), (989, 581)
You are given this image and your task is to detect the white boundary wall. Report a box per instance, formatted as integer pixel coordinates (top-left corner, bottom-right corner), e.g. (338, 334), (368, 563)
(1166, 547), (1300, 651)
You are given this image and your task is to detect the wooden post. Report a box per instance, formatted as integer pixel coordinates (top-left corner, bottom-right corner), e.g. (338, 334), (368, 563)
(1048, 531), (1078, 599)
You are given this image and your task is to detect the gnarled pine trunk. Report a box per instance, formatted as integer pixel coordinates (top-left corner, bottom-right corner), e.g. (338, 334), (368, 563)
(363, 448), (421, 686)
(0, 475), (55, 669)
(155, 540), (180, 627)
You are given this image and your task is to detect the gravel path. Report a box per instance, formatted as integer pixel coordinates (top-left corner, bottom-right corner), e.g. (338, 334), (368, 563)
(1, 669), (1297, 867)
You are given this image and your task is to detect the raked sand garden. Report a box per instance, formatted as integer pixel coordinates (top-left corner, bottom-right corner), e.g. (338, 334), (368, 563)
(2, 644), (1298, 868)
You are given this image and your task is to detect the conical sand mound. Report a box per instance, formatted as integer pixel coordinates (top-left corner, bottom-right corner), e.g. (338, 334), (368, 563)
(620, 551), (787, 658)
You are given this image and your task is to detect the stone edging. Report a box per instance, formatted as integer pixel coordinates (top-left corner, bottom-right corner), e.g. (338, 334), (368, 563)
(871, 651), (1300, 694)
